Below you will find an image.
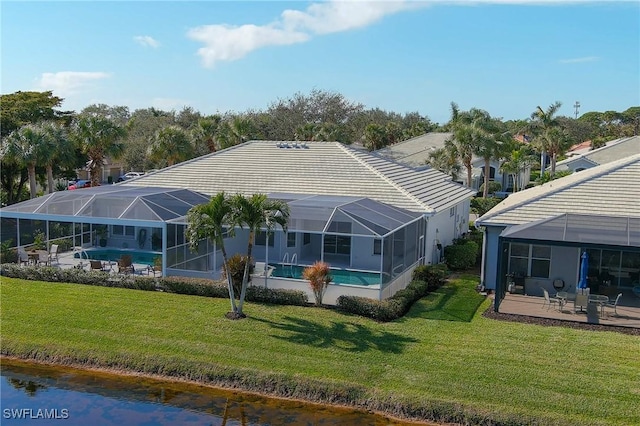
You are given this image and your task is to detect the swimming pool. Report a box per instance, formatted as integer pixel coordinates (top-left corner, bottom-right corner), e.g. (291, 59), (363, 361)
(75, 249), (160, 265)
(270, 264), (381, 286)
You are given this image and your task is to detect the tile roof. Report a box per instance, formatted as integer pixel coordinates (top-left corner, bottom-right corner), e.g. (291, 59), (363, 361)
(374, 132), (453, 167)
(558, 136), (640, 168)
(476, 153), (640, 226)
(124, 140), (475, 213)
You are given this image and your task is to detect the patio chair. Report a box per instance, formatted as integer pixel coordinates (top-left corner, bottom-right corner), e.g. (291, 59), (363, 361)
(118, 255), (135, 275)
(17, 247), (29, 266)
(604, 293), (623, 317)
(36, 251), (50, 267)
(48, 244), (59, 264)
(90, 260), (109, 272)
(542, 289), (562, 311)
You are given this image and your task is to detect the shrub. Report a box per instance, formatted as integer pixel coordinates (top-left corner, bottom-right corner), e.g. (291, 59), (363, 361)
(337, 265), (448, 321)
(161, 276), (229, 298)
(470, 196), (502, 216)
(478, 181), (501, 195)
(302, 261), (332, 306)
(0, 240), (18, 264)
(443, 239), (479, 270)
(221, 254), (253, 297)
(246, 286), (308, 306)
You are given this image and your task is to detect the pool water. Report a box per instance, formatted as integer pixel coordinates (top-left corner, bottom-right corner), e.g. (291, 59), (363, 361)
(74, 249), (159, 265)
(271, 264), (381, 286)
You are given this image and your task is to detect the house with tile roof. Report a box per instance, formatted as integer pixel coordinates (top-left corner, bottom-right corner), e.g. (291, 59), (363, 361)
(475, 154), (640, 311)
(555, 135), (639, 173)
(0, 140), (475, 304)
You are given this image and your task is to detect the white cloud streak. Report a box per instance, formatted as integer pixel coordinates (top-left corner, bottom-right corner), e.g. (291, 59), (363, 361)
(37, 71), (111, 96)
(187, 0), (423, 68)
(134, 35), (160, 48)
(559, 56), (599, 64)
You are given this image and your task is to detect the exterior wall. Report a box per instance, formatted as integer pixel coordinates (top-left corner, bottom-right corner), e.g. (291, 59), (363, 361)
(351, 235), (380, 270)
(480, 225), (506, 289)
(524, 246), (580, 296)
(425, 200), (470, 265)
(252, 276), (380, 305)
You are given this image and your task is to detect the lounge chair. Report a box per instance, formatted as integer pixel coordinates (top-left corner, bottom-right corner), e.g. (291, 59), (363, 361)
(48, 244), (59, 264)
(118, 255), (135, 275)
(90, 260), (110, 272)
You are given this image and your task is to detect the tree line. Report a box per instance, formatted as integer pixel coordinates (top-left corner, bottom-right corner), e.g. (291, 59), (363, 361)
(1, 89), (638, 205)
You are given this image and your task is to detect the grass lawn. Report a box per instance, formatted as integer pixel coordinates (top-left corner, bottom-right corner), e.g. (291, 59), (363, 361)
(1, 275), (638, 425)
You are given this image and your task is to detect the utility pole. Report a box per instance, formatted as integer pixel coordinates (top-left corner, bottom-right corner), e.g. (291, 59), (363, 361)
(573, 101), (580, 119)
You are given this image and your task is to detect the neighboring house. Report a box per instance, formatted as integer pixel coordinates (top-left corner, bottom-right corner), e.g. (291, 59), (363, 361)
(376, 132), (529, 194)
(475, 154), (640, 311)
(0, 140), (475, 304)
(555, 136), (640, 173)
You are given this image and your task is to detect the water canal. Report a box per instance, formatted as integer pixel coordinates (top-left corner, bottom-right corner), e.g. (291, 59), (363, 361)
(1, 359), (430, 425)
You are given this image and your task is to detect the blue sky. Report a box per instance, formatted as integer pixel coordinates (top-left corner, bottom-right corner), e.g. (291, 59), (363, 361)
(2, 1), (638, 125)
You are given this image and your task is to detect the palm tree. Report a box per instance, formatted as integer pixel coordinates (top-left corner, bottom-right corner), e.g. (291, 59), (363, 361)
(500, 145), (537, 192)
(192, 115), (222, 154)
(530, 101), (562, 174)
(40, 121), (74, 193)
(230, 193), (289, 317)
(445, 103), (476, 188)
(469, 109), (510, 197)
(539, 126), (572, 176)
(2, 124), (46, 198)
(73, 115), (126, 187)
(149, 125), (194, 167)
(425, 147), (461, 181)
(186, 192), (238, 314)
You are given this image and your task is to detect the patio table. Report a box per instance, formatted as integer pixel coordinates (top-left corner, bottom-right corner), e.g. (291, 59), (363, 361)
(588, 294), (609, 316)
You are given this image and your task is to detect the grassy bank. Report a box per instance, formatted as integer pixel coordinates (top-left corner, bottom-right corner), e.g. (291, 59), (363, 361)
(1, 276), (638, 425)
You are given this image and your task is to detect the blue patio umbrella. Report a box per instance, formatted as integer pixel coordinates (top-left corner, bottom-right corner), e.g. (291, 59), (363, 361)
(577, 251), (589, 289)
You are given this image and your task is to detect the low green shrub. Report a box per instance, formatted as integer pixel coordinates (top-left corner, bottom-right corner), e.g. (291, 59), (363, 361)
(246, 286), (308, 306)
(443, 239), (478, 270)
(337, 265), (448, 321)
(470, 196), (502, 216)
(478, 180), (501, 195)
(0, 263), (307, 307)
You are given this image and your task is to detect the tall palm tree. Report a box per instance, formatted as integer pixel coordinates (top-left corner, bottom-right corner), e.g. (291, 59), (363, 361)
(500, 145), (537, 192)
(230, 193), (290, 317)
(192, 115), (222, 154)
(530, 101), (562, 174)
(73, 115), (126, 187)
(186, 193), (237, 314)
(1, 124), (46, 198)
(40, 121), (74, 193)
(149, 125), (194, 167)
(445, 103), (476, 188)
(469, 109), (511, 197)
(539, 126), (572, 176)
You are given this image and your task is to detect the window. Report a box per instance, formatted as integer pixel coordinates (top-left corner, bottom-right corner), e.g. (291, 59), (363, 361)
(303, 233), (311, 245)
(373, 239), (381, 255)
(508, 243), (551, 278)
(287, 232), (296, 247)
(255, 231), (274, 247)
(111, 225), (135, 237)
(324, 235), (351, 255)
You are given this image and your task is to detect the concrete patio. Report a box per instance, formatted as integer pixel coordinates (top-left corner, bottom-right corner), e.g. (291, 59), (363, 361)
(497, 292), (640, 329)
(47, 249), (161, 278)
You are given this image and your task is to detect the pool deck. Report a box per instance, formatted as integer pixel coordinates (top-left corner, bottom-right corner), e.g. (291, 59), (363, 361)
(50, 249), (161, 277)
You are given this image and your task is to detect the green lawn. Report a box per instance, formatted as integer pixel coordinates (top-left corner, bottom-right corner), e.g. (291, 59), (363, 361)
(1, 275), (638, 425)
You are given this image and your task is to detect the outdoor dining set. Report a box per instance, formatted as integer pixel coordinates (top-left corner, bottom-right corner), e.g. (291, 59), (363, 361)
(543, 288), (622, 317)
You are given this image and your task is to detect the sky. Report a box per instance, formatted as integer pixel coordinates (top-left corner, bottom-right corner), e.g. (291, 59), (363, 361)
(1, 1), (639, 125)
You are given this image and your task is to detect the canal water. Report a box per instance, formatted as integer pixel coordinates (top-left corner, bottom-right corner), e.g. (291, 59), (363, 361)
(1, 360), (426, 425)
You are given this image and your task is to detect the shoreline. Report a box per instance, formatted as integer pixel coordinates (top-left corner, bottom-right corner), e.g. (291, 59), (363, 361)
(1, 355), (442, 426)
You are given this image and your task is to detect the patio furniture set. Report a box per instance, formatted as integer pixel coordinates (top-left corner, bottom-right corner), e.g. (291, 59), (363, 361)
(543, 288), (622, 317)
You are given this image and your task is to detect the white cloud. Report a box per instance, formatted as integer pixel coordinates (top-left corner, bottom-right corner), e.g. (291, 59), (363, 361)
(187, 0), (424, 68)
(187, 24), (308, 68)
(37, 71), (111, 96)
(134, 35), (160, 48)
(559, 56), (599, 64)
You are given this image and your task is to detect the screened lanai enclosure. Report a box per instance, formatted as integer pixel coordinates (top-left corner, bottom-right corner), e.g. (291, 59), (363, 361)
(1, 188), (429, 302)
(0, 186), (211, 276)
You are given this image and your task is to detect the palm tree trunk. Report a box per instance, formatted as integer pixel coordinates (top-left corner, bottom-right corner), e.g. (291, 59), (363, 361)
(219, 242), (237, 313)
(465, 163), (472, 189)
(237, 232), (255, 314)
(550, 153), (557, 176)
(46, 165), (55, 194)
(28, 163), (37, 198)
(483, 158), (491, 198)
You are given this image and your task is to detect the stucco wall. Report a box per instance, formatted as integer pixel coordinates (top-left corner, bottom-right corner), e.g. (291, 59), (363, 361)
(480, 225), (506, 289)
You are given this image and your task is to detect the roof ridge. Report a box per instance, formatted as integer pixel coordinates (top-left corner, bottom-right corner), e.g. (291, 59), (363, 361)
(478, 153), (640, 224)
(337, 143), (434, 213)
